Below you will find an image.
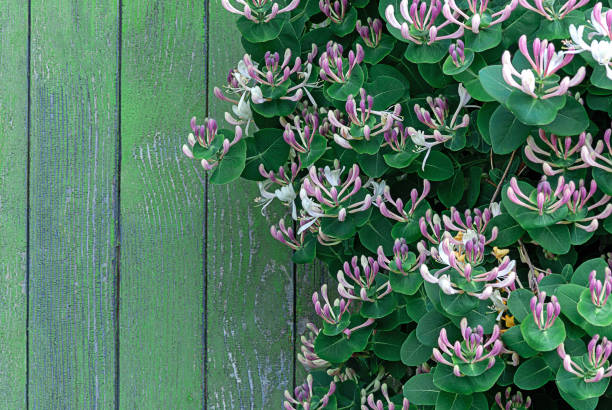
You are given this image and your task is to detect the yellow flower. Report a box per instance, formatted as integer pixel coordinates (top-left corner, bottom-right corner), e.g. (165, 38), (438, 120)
(492, 246), (509, 262)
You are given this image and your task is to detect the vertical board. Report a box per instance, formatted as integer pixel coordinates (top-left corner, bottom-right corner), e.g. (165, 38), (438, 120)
(28, 0), (118, 408)
(294, 263), (329, 384)
(119, 1), (206, 407)
(206, 1), (295, 407)
(0, 1), (28, 407)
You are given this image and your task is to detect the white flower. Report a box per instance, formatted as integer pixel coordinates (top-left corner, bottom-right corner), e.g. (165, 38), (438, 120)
(520, 69), (536, 96)
(461, 229), (478, 245)
(323, 166), (344, 186)
(490, 202), (501, 217)
(250, 86), (264, 104)
(365, 179), (387, 199)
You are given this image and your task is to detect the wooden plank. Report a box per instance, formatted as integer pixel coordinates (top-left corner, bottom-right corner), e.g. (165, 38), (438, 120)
(28, 1), (118, 407)
(0, 1), (28, 407)
(294, 262), (329, 384)
(119, 1), (206, 407)
(205, 1), (295, 407)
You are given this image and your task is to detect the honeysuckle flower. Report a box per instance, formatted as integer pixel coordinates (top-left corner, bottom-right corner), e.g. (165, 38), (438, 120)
(495, 387), (532, 409)
(385, 0), (464, 45)
(182, 118), (244, 171)
(590, 268), (612, 307)
(449, 40), (466, 67)
(282, 111), (320, 154)
(284, 375), (336, 410)
(242, 50), (306, 103)
(506, 176), (574, 216)
(518, 0), (589, 21)
(329, 89), (402, 149)
(563, 179), (612, 231)
(318, 41), (364, 84)
(581, 126), (612, 173)
(363, 384), (410, 410)
(377, 238), (426, 275)
(257, 162), (300, 218)
(419, 209), (444, 244)
(443, 0), (518, 34)
(313, 283), (351, 326)
(356, 18), (384, 48)
(298, 323), (331, 370)
(558, 334), (612, 383)
(337, 256), (393, 302)
(408, 84), (471, 168)
(420, 247), (516, 299)
(569, 3), (612, 79)
(364, 178), (388, 201)
(378, 180), (431, 223)
(299, 164), (372, 232)
(433, 318), (505, 377)
(502, 35), (586, 99)
(524, 130), (591, 176)
(530, 292), (561, 330)
(319, 0), (349, 24)
(490, 201), (502, 217)
(222, 0), (300, 23)
(271, 218), (309, 250)
(443, 206), (497, 240)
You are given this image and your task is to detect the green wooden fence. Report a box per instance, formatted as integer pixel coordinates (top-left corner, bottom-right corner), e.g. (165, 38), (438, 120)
(0, 1), (325, 408)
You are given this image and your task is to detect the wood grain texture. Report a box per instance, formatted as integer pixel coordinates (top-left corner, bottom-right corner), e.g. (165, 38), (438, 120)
(0, 1), (28, 407)
(205, 1), (295, 407)
(28, 1), (118, 408)
(294, 262), (330, 384)
(119, 1), (206, 407)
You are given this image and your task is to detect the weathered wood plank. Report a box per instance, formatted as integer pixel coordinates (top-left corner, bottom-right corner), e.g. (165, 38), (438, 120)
(295, 262), (330, 384)
(0, 1), (28, 407)
(119, 1), (206, 407)
(28, 1), (118, 407)
(206, 1), (295, 407)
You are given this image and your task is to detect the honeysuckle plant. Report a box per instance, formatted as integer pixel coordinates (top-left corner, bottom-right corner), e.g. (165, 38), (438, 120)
(184, 0), (612, 408)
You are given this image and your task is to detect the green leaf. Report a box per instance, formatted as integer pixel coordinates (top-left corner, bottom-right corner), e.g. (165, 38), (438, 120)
(416, 310), (460, 347)
(488, 214), (525, 248)
(242, 129), (290, 180)
(330, 7), (357, 37)
(476, 102), (498, 144)
(433, 360), (505, 394)
(572, 258), (609, 286)
(463, 24), (502, 51)
(559, 387), (600, 410)
(325, 63), (365, 101)
(361, 293), (397, 318)
(577, 288), (612, 327)
(439, 290), (479, 316)
(505, 91), (565, 126)
(520, 314), (566, 351)
(390, 272), (423, 296)
(507, 288), (534, 322)
(590, 64), (612, 90)
(364, 75), (405, 110)
(541, 98), (589, 136)
(405, 290), (428, 321)
(557, 358), (611, 400)
(593, 163), (612, 195)
(209, 139), (247, 185)
(435, 391), (473, 410)
(403, 40), (450, 64)
(501, 180), (568, 229)
(402, 373), (439, 405)
(314, 317), (373, 363)
(417, 151), (454, 181)
(357, 150), (389, 178)
(437, 170), (465, 207)
(292, 235), (316, 264)
(359, 34), (396, 65)
(514, 357), (555, 390)
(400, 330), (432, 366)
(442, 49), (475, 76)
(251, 98), (297, 118)
(383, 150), (420, 169)
(489, 105), (531, 155)
(236, 15), (286, 43)
(372, 330), (406, 361)
(479, 65), (513, 104)
(501, 326), (538, 358)
(358, 212), (394, 255)
(298, 133), (327, 168)
(528, 224), (571, 255)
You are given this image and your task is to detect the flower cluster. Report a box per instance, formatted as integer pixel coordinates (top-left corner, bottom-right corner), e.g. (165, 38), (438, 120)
(502, 35), (585, 99)
(184, 1), (612, 407)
